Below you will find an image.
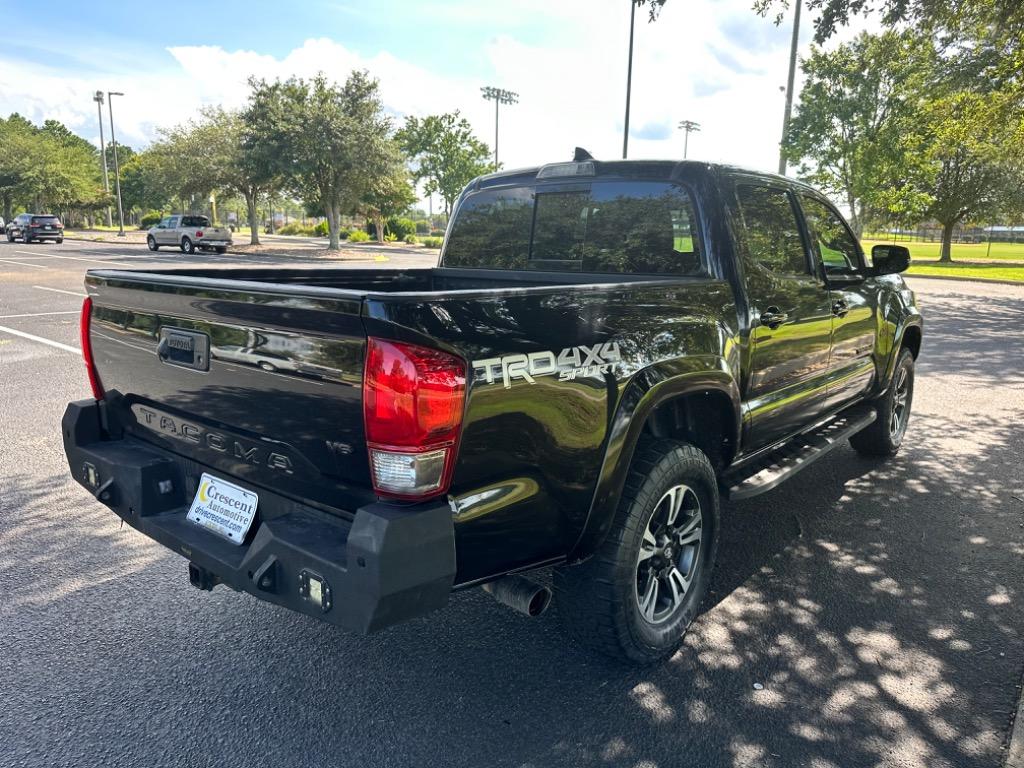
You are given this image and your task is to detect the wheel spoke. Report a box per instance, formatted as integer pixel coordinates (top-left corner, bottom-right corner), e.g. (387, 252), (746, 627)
(638, 529), (658, 562)
(666, 567), (690, 605)
(664, 486), (684, 527)
(639, 573), (659, 621)
(677, 523), (702, 547)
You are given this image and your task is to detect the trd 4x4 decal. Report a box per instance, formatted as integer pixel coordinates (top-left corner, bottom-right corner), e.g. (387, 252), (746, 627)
(473, 342), (622, 388)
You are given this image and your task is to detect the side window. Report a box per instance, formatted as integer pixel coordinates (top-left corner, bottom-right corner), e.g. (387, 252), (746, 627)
(158, 217), (170, 228)
(168, 217), (180, 228)
(800, 196), (862, 274)
(731, 185), (808, 276)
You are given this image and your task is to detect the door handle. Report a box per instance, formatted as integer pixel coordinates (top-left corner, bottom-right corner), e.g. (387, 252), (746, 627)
(760, 307), (789, 329)
(832, 300), (849, 317)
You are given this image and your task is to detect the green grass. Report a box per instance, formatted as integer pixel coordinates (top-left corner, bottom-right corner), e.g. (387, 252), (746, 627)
(904, 262), (1024, 282)
(862, 238), (1024, 262)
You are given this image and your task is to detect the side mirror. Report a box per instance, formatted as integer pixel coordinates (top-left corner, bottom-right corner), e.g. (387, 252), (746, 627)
(871, 244), (911, 276)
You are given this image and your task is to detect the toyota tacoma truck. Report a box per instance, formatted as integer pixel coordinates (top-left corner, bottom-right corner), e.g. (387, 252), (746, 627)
(62, 155), (921, 664)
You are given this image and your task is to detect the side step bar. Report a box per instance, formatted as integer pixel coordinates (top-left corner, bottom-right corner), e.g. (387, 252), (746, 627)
(722, 404), (877, 500)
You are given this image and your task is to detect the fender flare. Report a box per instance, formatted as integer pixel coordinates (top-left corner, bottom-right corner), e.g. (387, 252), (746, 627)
(567, 360), (742, 563)
(881, 314), (923, 391)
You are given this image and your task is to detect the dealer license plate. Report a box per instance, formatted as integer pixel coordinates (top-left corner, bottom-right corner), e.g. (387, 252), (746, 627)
(186, 473), (258, 545)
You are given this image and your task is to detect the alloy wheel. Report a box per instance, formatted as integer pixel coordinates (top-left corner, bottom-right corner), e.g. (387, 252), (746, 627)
(890, 366), (910, 439)
(635, 484), (704, 624)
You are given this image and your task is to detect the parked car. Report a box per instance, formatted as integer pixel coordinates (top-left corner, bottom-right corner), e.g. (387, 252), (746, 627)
(63, 155), (922, 664)
(6, 213), (64, 243)
(147, 214), (232, 254)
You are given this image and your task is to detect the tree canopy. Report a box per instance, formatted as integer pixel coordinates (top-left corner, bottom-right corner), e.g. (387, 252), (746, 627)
(396, 112), (491, 214)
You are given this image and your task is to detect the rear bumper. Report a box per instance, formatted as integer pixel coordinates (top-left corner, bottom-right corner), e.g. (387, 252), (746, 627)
(61, 399), (456, 634)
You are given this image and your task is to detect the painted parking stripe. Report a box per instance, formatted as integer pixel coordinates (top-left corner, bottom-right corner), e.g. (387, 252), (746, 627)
(32, 285), (88, 297)
(15, 249), (122, 265)
(0, 258), (50, 270)
(0, 324), (80, 354)
(0, 311), (79, 319)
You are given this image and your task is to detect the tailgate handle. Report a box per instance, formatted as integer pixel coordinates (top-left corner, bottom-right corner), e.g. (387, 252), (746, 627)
(157, 327), (210, 371)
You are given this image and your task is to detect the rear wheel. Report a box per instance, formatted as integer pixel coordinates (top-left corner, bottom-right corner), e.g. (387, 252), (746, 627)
(147, 235), (159, 251)
(215, 246), (227, 254)
(180, 237), (194, 254)
(554, 439), (719, 664)
(55, 238), (63, 244)
(5, 231), (12, 242)
(850, 348), (915, 456)
(22, 233), (31, 243)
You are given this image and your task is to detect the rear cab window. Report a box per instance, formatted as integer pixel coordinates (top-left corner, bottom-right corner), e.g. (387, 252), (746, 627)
(182, 216), (211, 228)
(444, 180), (706, 276)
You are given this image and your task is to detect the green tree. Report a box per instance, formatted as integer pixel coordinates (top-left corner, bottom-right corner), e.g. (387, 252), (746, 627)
(783, 31), (937, 236)
(360, 161), (416, 244)
(0, 115), (39, 220)
(245, 71), (395, 250)
(396, 112), (491, 214)
(916, 90), (1024, 261)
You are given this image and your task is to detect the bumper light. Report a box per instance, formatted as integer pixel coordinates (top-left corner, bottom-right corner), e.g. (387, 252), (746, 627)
(369, 447), (448, 496)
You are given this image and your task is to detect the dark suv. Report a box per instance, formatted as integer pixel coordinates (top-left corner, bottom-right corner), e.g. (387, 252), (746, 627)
(6, 213), (64, 244)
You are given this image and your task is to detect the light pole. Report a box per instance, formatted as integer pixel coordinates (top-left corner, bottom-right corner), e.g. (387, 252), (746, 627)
(778, 0), (802, 176)
(107, 91), (126, 236)
(480, 86), (518, 171)
(93, 91), (112, 227)
(678, 120), (701, 159)
(623, 0), (638, 158)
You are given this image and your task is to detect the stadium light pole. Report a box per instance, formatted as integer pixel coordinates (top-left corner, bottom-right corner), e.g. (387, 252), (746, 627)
(480, 86), (519, 171)
(93, 91), (113, 227)
(107, 91), (126, 237)
(778, 0), (802, 176)
(678, 120), (701, 159)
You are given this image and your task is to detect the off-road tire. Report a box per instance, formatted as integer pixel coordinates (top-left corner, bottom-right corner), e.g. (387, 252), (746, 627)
(553, 439), (720, 664)
(850, 348), (915, 456)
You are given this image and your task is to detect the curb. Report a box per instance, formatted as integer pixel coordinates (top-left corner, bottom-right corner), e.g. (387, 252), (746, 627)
(905, 273), (1024, 287)
(63, 234), (148, 245)
(1008, 671), (1024, 768)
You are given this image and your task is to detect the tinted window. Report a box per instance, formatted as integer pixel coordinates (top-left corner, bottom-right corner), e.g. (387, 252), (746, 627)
(31, 215), (60, 224)
(443, 187), (533, 269)
(182, 216), (211, 227)
(800, 196), (862, 274)
(445, 181), (703, 275)
(731, 185), (808, 275)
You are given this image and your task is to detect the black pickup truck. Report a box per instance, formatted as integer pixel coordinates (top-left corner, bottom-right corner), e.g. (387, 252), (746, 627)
(63, 156), (921, 663)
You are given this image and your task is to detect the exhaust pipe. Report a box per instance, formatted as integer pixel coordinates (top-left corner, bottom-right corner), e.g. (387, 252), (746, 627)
(482, 575), (552, 617)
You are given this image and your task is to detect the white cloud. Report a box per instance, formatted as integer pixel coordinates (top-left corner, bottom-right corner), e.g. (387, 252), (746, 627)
(0, 0), (882, 191)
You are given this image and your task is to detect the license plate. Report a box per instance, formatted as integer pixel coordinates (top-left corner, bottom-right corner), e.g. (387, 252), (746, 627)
(187, 473), (258, 545)
(44, 225), (52, 230)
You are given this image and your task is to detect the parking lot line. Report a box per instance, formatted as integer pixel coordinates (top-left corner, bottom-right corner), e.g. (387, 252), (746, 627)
(0, 311), (79, 319)
(0, 258), (50, 270)
(32, 285), (88, 298)
(0, 324), (80, 354)
(15, 249), (122, 266)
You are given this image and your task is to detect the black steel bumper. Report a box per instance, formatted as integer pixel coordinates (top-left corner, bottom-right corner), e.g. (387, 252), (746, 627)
(61, 399), (456, 633)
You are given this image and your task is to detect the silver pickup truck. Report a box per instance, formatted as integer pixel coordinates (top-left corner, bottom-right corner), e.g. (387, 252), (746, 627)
(147, 214), (232, 254)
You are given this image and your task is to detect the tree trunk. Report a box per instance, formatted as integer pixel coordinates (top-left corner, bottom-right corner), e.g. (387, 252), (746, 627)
(326, 204), (340, 250)
(2, 193), (11, 222)
(245, 190), (261, 246)
(939, 219), (956, 263)
(375, 214), (385, 244)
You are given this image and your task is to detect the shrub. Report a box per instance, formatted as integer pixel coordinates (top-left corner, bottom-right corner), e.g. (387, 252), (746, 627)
(430, 229), (446, 237)
(387, 217), (417, 240)
(421, 237), (443, 248)
(415, 219), (431, 234)
(348, 229), (370, 243)
(384, 232), (398, 242)
(314, 220), (328, 237)
(277, 222), (312, 236)
(140, 211), (163, 228)
(404, 234), (418, 244)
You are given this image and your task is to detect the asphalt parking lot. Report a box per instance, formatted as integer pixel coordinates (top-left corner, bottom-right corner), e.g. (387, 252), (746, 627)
(1, 238), (1022, 768)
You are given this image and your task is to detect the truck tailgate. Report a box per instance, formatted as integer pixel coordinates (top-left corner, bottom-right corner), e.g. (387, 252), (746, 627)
(85, 271), (375, 516)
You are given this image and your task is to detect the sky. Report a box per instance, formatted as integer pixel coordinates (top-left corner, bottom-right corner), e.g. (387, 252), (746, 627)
(0, 0), (874, 201)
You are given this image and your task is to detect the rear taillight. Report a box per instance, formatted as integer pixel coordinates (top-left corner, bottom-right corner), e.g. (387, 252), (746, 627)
(363, 337), (466, 499)
(195, 230), (204, 237)
(80, 297), (104, 399)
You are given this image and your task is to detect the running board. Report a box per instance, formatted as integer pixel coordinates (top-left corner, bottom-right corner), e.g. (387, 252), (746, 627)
(722, 405), (877, 500)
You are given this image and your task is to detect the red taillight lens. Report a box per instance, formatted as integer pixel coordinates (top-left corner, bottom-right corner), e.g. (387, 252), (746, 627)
(80, 297), (104, 399)
(195, 230), (204, 237)
(363, 337), (466, 499)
